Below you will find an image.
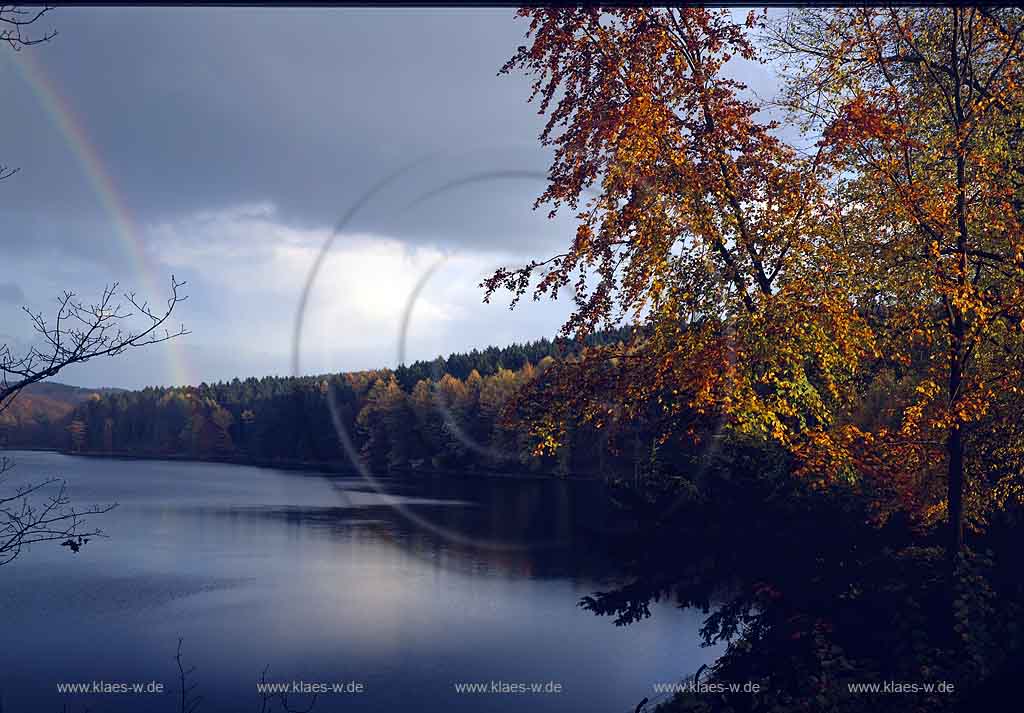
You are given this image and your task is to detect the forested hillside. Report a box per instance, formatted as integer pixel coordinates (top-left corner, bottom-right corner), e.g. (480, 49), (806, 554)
(5, 328), (643, 476)
(0, 382), (121, 449)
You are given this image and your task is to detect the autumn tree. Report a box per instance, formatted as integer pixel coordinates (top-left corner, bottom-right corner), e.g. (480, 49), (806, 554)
(769, 6), (1024, 558)
(485, 8), (873, 512)
(67, 418), (86, 453)
(489, 6), (1024, 566)
(358, 376), (417, 470)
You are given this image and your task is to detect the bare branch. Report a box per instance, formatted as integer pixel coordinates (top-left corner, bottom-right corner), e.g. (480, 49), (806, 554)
(0, 276), (189, 415)
(0, 277), (184, 565)
(0, 471), (116, 566)
(0, 5), (56, 51)
(176, 638), (203, 713)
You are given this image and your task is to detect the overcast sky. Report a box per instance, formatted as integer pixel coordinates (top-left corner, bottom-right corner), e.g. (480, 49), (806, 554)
(0, 7), (780, 390)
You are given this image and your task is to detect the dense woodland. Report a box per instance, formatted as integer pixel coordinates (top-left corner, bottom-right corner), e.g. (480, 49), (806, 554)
(0, 382), (120, 449)
(1, 328), (648, 477)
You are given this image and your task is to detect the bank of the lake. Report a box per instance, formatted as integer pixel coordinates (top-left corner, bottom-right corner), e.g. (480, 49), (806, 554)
(34, 447), (608, 482)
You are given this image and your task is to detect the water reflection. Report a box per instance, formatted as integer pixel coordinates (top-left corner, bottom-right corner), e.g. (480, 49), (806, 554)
(0, 451), (715, 713)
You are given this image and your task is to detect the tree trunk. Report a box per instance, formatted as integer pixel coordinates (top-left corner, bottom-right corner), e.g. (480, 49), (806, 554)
(947, 305), (965, 563)
(946, 347), (965, 647)
(946, 417), (964, 560)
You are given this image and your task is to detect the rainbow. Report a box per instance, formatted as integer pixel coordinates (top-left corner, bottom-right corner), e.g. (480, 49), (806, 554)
(5, 47), (193, 388)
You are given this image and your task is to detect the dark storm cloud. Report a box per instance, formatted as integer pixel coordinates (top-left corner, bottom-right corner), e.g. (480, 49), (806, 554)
(1, 7), (787, 258)
(0, 7), (566, 252)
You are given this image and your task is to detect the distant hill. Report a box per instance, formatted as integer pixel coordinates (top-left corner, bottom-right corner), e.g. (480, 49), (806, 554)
(0, 382), (122, 449)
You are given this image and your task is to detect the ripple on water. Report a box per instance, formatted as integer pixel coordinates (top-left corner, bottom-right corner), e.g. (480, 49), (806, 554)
(0, 573), (250, 619)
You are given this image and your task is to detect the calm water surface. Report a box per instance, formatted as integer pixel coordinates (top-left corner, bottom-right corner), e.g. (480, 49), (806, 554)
(0, 450), (714, 712)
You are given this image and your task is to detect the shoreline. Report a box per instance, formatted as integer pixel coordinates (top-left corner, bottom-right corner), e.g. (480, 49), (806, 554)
(3, 447), (607, 483)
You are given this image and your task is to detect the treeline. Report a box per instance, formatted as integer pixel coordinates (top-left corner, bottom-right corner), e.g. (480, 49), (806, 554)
(44, 328), (654, 476)
(392, 326), (633, 389)
(0, 383), (122, 449)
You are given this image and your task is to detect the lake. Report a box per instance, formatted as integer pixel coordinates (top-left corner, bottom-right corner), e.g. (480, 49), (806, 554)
(0, 450), (715, 713)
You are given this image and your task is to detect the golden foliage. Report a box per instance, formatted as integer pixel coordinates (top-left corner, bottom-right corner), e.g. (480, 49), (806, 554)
(489, 7), (1024, 539)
